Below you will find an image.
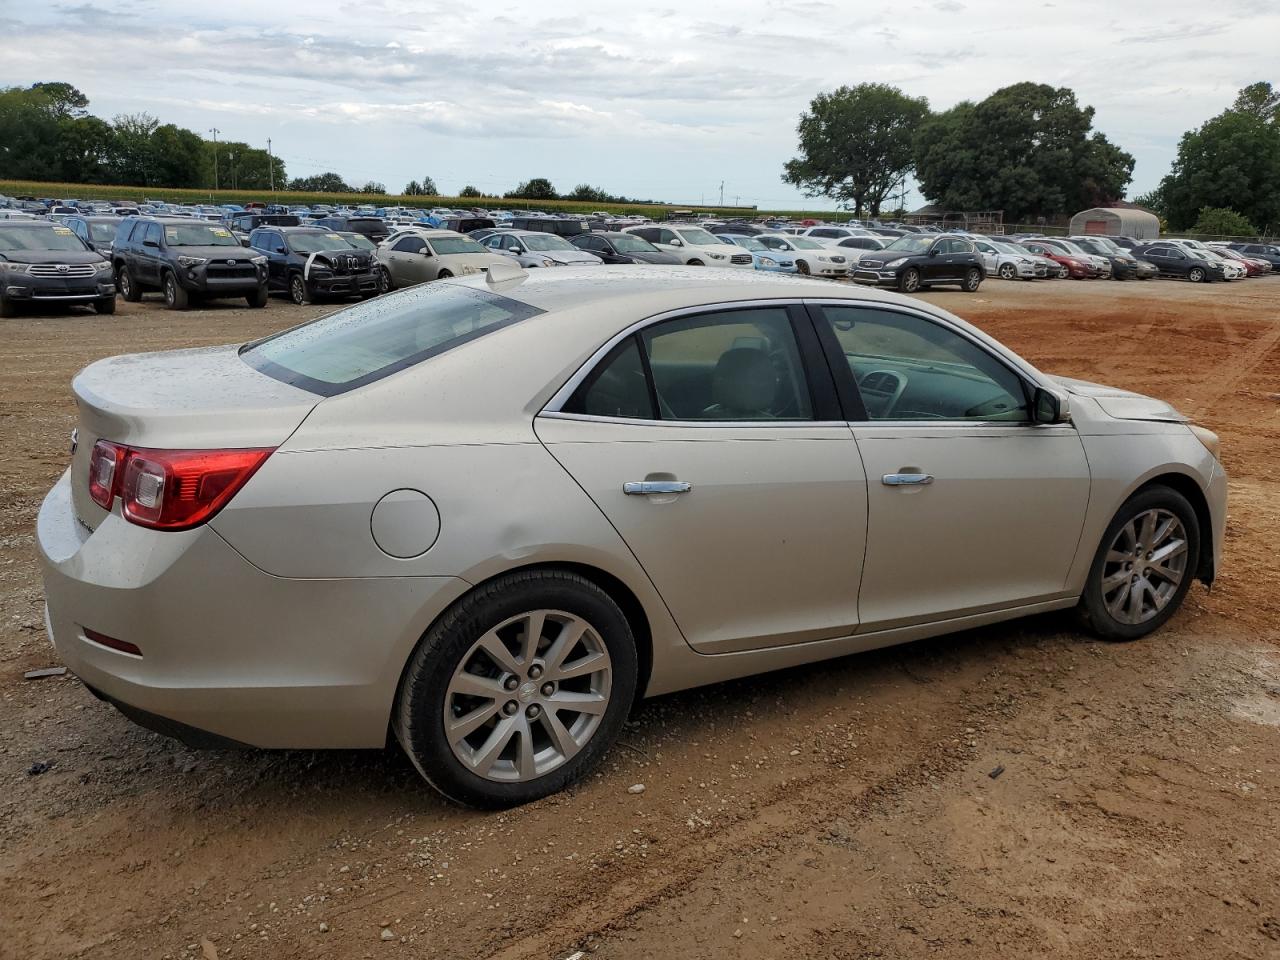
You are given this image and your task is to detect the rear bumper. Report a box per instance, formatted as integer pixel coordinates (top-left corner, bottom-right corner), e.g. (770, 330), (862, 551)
(37, 469), (468, 749)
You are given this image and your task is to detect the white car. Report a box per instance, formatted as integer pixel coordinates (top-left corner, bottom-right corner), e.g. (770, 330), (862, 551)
(834, 236), (888, 264)
(482, 230), (603, 268)
(753, 234), (851, 278)
(971, 239), (1045, 280)
(798, 226), (875, 246)
(622, 225), (753, 268)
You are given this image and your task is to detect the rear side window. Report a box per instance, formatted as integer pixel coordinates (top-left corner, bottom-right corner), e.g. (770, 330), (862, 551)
(241, 284), (544, 395)
(564, 338), (655, 420)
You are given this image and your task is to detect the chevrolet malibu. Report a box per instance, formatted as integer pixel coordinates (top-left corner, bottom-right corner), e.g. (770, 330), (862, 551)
(38, 266), (1226, 808)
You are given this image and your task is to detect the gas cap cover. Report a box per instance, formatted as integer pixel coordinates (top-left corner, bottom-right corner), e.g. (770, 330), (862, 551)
(370, 489), (441, 559)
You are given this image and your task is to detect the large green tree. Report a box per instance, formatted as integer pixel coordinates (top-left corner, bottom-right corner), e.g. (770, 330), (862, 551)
(782, 83), (929, 217)
(1153, 84), (1280, 232)
(505, 177), (558, 200)
(913, 82), (1133, 221)
(288, 172), (353, 192)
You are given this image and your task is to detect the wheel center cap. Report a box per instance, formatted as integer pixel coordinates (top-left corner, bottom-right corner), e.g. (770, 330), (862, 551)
(516, 681), (538, 703)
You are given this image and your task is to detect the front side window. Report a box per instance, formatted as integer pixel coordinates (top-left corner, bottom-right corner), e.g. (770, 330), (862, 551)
(818, 305), (1029, 422)
(392, 235), (427, 253)
(242, 283), (544, 396)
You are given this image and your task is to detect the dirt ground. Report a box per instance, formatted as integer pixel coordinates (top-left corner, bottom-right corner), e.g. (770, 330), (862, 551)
(2, 278), (1278, 960)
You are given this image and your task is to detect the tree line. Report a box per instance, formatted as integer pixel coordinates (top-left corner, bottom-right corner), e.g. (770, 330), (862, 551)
(783, 80), (1279, 234)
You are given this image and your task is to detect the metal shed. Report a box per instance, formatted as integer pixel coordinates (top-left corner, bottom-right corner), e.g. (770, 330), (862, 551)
(1069, 206), (1160, 240)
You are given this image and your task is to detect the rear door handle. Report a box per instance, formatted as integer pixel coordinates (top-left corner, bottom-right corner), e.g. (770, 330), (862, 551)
(882, 473), (933, 486)
(623, 481), (692, 496)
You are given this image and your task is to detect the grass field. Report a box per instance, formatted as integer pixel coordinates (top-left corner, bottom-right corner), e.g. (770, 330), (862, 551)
(0, 178), (839, 221)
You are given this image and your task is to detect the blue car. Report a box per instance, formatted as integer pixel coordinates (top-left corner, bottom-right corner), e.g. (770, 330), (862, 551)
(717, 234), (798, 273)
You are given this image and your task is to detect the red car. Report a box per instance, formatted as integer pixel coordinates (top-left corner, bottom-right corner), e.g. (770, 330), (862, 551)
(1020, 240), (1096, 279)
(1215, 247), (1270, 276)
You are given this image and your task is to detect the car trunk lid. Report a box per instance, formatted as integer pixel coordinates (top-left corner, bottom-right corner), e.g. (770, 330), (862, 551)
(70, 344), (320, 529)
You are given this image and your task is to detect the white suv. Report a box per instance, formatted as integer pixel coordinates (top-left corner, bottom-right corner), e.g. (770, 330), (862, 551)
(622, 225), (753, 268)
(798, 226), (874, 246)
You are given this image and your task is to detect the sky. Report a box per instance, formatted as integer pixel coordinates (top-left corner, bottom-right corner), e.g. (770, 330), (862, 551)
(2, 0), (1277, 210)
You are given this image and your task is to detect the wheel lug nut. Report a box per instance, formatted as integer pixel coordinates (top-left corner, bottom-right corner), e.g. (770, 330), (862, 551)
(541, 682), (555, 697)
(503, 701), (518, 716)
(528, 663), (543, 680)
(504, 676), (519, 691)
(526, 704), (540, 719)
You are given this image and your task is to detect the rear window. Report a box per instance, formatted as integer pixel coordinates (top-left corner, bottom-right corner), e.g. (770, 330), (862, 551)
(241, 283), (544, 395)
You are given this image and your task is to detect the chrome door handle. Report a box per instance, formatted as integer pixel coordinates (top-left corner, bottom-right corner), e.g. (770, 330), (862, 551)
(623, 481), (692, 496)
(882, 473), (933, 486)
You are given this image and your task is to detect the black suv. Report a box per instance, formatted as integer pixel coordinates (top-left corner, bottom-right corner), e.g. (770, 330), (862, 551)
(310, 215), (390, 244)
(0, 220), (116, 317)
(510, 216), (588, 237)
(226, 212), (301, 244)
(853, 235), (985, 293)
(1226, 242), (1280, 268)
(1131, 243), (1226, 282)
(249, 226), (379, 304)
(569, 231), (681, 264)
(62, 215), (123, 254)
(113, 216), (268, 309)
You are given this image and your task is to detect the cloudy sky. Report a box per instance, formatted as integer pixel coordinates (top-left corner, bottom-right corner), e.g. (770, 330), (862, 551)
(4, 0), (1276, 209)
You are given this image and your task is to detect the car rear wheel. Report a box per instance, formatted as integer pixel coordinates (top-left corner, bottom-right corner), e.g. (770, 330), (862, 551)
(288, 273), (307, 305)
(394, 569), (638, 808)
(1188, 267), (1206, 283)
(437, 270), (453, 279)
(899, 267), (922, 293)
(998, 263), (1017, 280)
(94, 296), (116, 315)
(795, 260), (810, 275)
(961, 267), (982, 292)
(1078, 485), (1200, 641)
(117, 265), (141, 302)
(162, 271), (188, 310)
(687, 259), (704, 266)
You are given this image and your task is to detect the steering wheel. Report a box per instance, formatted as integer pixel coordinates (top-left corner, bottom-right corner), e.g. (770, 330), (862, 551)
(858, 369), (908, 418)
(963, 394), (1021, 419)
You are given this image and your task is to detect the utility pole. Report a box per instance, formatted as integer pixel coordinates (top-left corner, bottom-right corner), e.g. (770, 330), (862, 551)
(229, 152), (237, 190)
(209, 128), (220, 190)
(719, 181), (724, 206)
(267, 138), (274, 193)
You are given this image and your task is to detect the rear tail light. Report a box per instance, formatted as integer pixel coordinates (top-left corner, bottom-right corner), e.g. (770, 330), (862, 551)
(85, 443), (273, 531)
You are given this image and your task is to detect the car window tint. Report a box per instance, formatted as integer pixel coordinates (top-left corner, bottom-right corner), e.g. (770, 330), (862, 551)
(563, 336), (655, 420)
(392, 236), (426, 253)
(640, 308), (813, 421)
(819, 306), (1029, 422)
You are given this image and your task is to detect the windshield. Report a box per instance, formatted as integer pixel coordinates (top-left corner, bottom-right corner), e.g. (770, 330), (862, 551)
(726, 236), (766, 251)
(430, 237), (487, 256)
(287, 232), (350, 254)
(1086, 237), (1123, 254)
(993, 242), (1026, 255)
(610, 235), (657, 253)
(675, 227), (720, 246)
(789, 237), (824, 249)
(885, 235), (934, 254)
(89, 222), (119, 242)
(339, 233), (376, 251)
(164, 223), (239, 246)
(522, 234), (575, 252)
(0, 224), (89, 252)
(242, 283), (544, 395)
(1054, 240), (1089, 256)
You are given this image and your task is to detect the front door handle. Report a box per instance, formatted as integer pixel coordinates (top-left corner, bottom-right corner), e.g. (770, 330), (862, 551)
(623, 480), (692, 496)
(882, 473), (933, 486)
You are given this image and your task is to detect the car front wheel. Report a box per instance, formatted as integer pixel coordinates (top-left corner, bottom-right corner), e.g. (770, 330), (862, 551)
(289, 273), (308, 305)
(998, 263), (1017, 280)
(117, 264), (141, 302)
(1079, 485), (1200, 641)
(162, 271), (189, 310)
(394, 570), (638, 808)
(899, 267), (922, 293)
(377, 266), (393, 293)
(1188, 267), (1206, 283)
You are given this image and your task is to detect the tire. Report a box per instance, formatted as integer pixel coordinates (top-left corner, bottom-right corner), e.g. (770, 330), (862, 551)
(998, 263), (1017, 280)
(288, 273), (307, 305)
(961, 267), (982, 292)
(378, 265), (393, 293)
(899, 267), (922, 293)
(687, 259), (704, 266)
(1078, 485), (1201, 641)
(162, 271), (188, 310)
(394, 569), (639, 809)
(117, 264), (141, 302)
(436, 269), (453, 279)
(795, 260), (810, 276)
(246, 284), (269, 309)
(0, 297), (16, 318)
(93, 297), (116, 315)
(1188, 267), (1205, 283)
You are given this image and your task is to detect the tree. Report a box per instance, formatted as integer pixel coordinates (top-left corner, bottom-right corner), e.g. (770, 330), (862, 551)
(459, 185), (483, 198)
(1154, 86), (1280, 231)
(56, 115), (116, 183)
(29, 81), (89, 119)
(288, 172), (353, 192)
(1189, 206), (1258, 237)
(149, 123), (205, 188)
(782, 83), (929, 217)
(505, 177), (558, 200)
(110, 112), (160, 184)
(419, 176), (438, 195)
(0, 86), (61, 179)
(403, 180), (422, 195)
(360, 181), (387, 194)
(913, 82), (1133, 222)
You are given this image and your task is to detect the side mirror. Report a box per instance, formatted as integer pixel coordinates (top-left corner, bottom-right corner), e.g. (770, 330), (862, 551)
(669, 238), (683, 247)
(1032, 387), (1068, 425)
(928, 247), (940, 256)
(274, 246), (287, 254)
(143, 238), (159, 249)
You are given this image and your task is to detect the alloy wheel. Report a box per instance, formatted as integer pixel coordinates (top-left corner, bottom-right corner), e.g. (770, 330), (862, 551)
(999, 263), (1016, 280)
(443, 610), (612, 783)
(1100, 508), (1188, 625)
(290, 275), (306, 305)
(118, 269), (132, 299)
(164, 275), (175, 306)
(902, 269), (921, 293)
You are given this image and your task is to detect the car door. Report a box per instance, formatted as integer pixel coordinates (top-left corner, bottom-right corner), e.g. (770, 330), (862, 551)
(972, 240), (1001, 274)
(138, 222), (164, 285)
(256, 231), (289, 290)
(536, 304), (868, 654)
(924, 238), (955, 281)
(386, 235), (429, 285)
(809, 301), (1090, 631)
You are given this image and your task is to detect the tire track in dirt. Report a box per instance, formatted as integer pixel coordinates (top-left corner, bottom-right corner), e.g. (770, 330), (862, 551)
(1187, 320), (1280, 420)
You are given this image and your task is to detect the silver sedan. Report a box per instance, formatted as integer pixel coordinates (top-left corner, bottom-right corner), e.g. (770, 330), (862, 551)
(38, 267), (1226, 807)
